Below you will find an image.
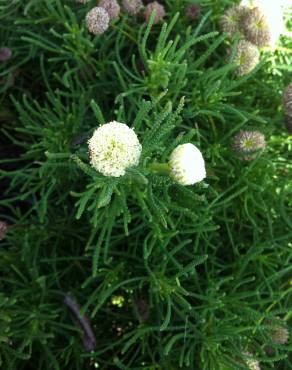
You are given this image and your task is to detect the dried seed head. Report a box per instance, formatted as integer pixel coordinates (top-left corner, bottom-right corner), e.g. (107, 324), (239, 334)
(0, 47), (12, 62)
(98, 0), (120, 20)
(271, 324), (289, 344)
(86, 7), (110, 35)
(122, 0), (143, 15)
(242, 352), (261, 370)
(88, 121), (142, 177)
(242, 7), (271, 47)
(283, 83), (292, 117)
(232, 40), (260, 76)
(220, 5), (249, 37)
(144, 1), (165, 24)
(185, 4), (201, 19)
(285, 115), (292, 134)
(232, 130), (266, 160)
(0, 221), (9, 241)
(169, 143), (206, 186)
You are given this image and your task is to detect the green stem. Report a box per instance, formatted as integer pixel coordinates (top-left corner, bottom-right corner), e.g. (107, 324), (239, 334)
(148, 162), (171, 175)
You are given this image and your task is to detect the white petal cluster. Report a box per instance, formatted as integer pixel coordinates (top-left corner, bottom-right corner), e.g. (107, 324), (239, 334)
(169, 143), (206, 186)
(88, 121), (142, 177)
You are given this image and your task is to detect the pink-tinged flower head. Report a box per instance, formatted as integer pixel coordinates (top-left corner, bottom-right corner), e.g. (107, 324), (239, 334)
(144, 1), (165, 24)
(99, 0), (120, 20)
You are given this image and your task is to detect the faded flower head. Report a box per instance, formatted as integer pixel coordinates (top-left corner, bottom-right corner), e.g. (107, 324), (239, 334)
(271, 324), (289, 344)
(144, 1), (165, 24)
(243, 352), (261, 370)
(283, 83), (292, 117)
(0, 221), (9, 241)
(0, 47), (12, 62)
(169, 143), (206, 186)
(185, 4), (201, 19)
(122, 0), (143, 15)
(242, 7), (271, 47)
(88, 121), (142, 177)
(232, 40), (260, 76)
(86, 7), (110, 35)
(220, 5), (249, 37)
(233, 130), (266, 160)
(99, 0), (120, 20)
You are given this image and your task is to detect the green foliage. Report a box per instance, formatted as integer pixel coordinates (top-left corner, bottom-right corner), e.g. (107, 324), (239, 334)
(0, 0), (291, 369)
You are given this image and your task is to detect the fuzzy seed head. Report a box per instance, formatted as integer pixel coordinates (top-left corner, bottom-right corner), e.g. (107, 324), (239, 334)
(271, 325), (289, 344)
(243, 352), (261, 370)
(144, 1), (165, 24)
(169, 143), (206, 186)
(0, 221), (8, 241)
(242, 7), (271, 47)
(233, 130), (266, 160)
(99, 0), (120, 20)
(232, 40), (260, 76)
(0, 47), (12, 61)
(185, 4), (201, 19)
(86, 7), (110, 35)
(220, 5), (249, 37)
(122, 0), (143, 15)
(88, 121), (142, 177)
(283, 83), (292, 117)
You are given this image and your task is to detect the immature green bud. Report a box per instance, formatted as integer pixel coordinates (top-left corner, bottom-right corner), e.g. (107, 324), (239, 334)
(232, 130), (266, 160)
(144, 1), (165, 24)
(99, 0), (120, 20)
(232, 40), (260, 76)
(122, 0), (143, 15)
(220, 5), (249, 37)
(242, 7), (271, 47)
(86, 7), (110, 35)
(283, 83), (292, 117)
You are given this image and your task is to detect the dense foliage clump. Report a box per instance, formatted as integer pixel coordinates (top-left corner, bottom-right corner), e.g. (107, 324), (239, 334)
(0, 0), (291, 369)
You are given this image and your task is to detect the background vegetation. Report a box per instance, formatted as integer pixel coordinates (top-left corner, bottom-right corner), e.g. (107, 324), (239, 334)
(0, 0), (291, 369)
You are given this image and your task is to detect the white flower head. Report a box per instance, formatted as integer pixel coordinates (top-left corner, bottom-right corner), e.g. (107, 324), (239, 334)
(88, 121), (142, 177)
(86, 7), (110, 35)
(169, 143), (206, 186)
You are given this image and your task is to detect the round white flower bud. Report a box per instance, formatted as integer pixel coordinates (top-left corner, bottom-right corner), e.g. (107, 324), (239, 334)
(169, 143), (206, 186)
(86, 7), (110, 35)
(88, 121), (142, 177)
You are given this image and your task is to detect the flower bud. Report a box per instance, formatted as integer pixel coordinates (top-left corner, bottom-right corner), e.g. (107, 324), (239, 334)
(232, 130), (266, 160)
(122, 0), (143, 15)
(144, 1), (165, 24)
(169, 143), (206, 186)
(232, 40), (260, 76)
(242, 7), (271, 47)
(98, 0), (120, 20)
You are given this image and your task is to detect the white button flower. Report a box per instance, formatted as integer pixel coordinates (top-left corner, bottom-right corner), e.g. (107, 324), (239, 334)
(88, 121), (142, 177)
(169, 143), (206, 186)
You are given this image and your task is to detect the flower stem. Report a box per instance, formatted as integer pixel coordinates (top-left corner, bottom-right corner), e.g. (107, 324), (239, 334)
(148, 162), (171, 175)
